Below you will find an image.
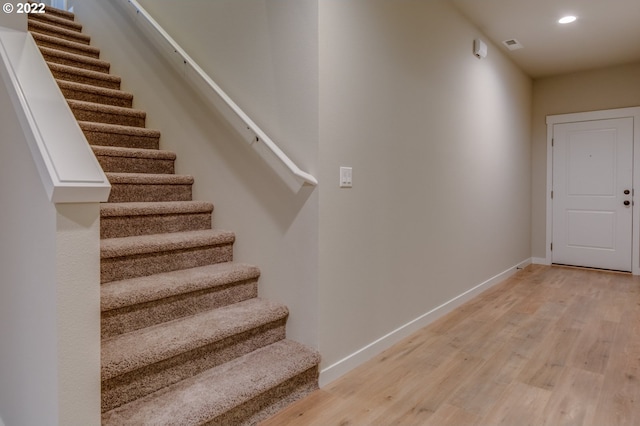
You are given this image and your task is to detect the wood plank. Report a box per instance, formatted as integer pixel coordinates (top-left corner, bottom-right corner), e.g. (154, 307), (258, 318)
(368, 350), (485, 424)
(569, 319), (617, 374)
(421, 404), (480, 426)
(541, 367), (604, 426)
(479, 381), (552, 425)
(449, 344), (528, 416)
(517, 327), (581, 390)
(592, 308), (640, 425)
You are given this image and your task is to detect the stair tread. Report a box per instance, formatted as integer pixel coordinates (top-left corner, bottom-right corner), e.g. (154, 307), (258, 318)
(28, 18), (90, 44)
(39, 3), (75, 20)
(79, 121), (160, 138)
(102, 339), (319, 425)
(101, 229), (234, 259)
(47, 61), (119, 83)
(101, 201), (213, 217)
(105, 172), (194, 185)
(101, 298), (289, 380)
(101, 262), (260, 311)
(67, 99), (144, 117)
(29, 11), (83, 31)
(92, 145), (175, 161)
(32, 31), (99, 57)
(39, 46), (109, 71)
(57, 79), (133, 100)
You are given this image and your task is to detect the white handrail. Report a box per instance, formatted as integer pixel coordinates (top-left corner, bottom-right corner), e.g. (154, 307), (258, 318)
(116, 0), (317, 192)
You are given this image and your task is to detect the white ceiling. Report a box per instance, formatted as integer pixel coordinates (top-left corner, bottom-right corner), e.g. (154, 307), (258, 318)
(451, 0), (640, 78)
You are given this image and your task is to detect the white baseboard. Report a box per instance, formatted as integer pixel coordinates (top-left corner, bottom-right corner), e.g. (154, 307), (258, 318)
(319, 258), (532, 387)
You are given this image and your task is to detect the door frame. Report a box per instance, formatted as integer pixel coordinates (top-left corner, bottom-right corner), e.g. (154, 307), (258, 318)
(545, 106), (640, 275)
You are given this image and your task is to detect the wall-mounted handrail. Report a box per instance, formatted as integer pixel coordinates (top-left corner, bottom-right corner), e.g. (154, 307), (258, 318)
(0, 27), (110, 203)
(117, 0), (318, 192)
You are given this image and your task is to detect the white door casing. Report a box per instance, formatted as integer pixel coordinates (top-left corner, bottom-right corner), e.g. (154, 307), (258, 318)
(552, 118), (633, 272)
(545, 107), (640, 275)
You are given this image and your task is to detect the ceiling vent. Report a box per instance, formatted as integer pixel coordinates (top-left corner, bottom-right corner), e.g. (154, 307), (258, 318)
(502, 39), (524, 50)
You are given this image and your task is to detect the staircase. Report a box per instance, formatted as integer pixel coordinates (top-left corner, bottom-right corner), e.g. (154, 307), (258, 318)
(27, 5), (319, 425)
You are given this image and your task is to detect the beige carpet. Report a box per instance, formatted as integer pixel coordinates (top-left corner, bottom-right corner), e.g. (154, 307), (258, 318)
(28, 5), (320, 425)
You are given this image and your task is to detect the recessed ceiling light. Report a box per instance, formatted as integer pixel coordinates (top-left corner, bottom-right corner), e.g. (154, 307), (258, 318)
(558, 16), (577, 24)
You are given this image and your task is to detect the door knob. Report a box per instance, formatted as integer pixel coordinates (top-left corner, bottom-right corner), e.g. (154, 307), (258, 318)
(624, 200), (631, 206)
(624, 189), (630, 195)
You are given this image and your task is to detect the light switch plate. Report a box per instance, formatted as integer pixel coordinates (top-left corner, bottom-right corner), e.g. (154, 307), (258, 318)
(340, 167), (352, 188)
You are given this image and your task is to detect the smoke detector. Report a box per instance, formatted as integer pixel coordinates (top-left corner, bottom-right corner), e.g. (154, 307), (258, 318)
(502, 39), (524, 51)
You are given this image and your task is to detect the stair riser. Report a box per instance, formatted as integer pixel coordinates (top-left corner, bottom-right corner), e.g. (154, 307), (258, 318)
(28, 24), (90, 45)
(49, 67), (120, 89)
(61, 86), (132, 108)
(42, 6), (75, 21)
(34, 36), (99, 58)
(70, 107), (144, 127)
(96, 155), (174, 175)
(83, 130), (160, 150)
(102, 279), (259, 338)
(41, 51), (109, 73)
(30, 14), (82, 32)
(101, 212), (211, 239)
(107, 183), (192, 203)
(209, 367), (320, 426)
(101, 320), (287, 412)
(101, 244), (233, 283)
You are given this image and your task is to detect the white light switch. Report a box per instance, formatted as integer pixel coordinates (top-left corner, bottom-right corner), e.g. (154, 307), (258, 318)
(340, 167), (352, 188)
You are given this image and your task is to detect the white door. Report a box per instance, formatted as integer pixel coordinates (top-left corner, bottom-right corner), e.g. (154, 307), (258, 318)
(552, 117), (634, 272)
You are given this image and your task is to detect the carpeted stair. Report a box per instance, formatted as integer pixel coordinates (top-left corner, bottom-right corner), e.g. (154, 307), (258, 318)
(28, 5), (319, 425)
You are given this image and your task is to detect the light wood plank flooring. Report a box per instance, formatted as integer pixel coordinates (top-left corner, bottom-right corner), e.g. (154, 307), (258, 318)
(261, 265), (640, 425)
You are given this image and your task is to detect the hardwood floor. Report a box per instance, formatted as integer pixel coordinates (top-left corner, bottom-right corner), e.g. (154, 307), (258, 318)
(260, 265), (640, 425)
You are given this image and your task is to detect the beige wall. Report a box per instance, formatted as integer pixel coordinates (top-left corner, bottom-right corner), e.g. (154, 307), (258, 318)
(0, 2), (27, 31)
(319, 0), (532, 378)
(56, 203), (102, 426)
(135, 0), (319, 173)
(0, 60), (60, 424)
(531, 62), (640, 259)
(0, 22), (102, 424)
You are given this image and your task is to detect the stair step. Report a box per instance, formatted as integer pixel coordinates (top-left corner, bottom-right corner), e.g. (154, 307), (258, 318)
(101, 298), (290, 412)
(93, 146), (175, 174)
(39, 46), (109, 73)
(28, 18), (90, 45)
(32, 31), (99, 58)
(29, 11), (83, 32)
(68, 99), (145, 127)
(102, 339), (320, 425)
(100, 229), (234, 283)
(101, 262), (260, 338)
(105, 172), (194, 203)
(79, 121), (160, 150)
(47, 62), (120, 89)
(37, 3), (75, 21)
(101, 201), (213, 239)
(57, 80), (133, 108)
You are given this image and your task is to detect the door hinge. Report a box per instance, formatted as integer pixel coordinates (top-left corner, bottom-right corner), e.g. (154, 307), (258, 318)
(552, 138), (554, 147)
(551, 190), (553, 199)
(550, 243), (553, 251)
